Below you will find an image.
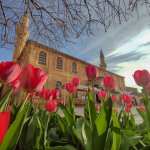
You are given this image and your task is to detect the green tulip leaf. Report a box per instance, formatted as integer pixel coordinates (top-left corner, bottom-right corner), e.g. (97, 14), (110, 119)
(143, 94), (150, 129)
(59, 104), (74, 126)
(0, 89), (12, 111)
(35, 116), (43, 150)
(87, 92), (97, 128)
(111, 112), (121, 150)
(92, 97), (112, 150)
(82, 121), (92, 150)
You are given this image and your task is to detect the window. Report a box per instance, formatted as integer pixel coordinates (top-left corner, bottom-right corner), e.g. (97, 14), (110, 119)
(56, 57), (63, 69)
(39, 51), (46, 65)
(72, 62), (77, 73)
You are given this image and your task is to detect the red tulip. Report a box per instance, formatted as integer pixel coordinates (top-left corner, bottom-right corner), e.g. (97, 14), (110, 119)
(8, 77), (20, 93)
(111, 96), (119, 103)
(103, 76), (115, 89)
(133, 70), (150, 87)
(52, 89), (59, 99)
(122, 94), (132, 104)
(86, 65), (98, 80)
(139, 104), (146, 112)
(127, 102), (133, 108)
(29, 93), (35, 100)
(58, 99), (64, 104)
(46, 100), (57, 112)
(72, 77), (80, 88)
(124, 106), (131, 113)
(98, 91), (107, 100)
(20, 64), (48, 93)
(38, 88), (46, 98)
(66, 82), (76, 93)
(0, 111), (10, 144)
(0, 62), (21, 84)
(95, 104), (99, 111)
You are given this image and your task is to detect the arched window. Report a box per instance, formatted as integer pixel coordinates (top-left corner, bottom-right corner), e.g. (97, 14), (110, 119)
(72, 62), (77, 73)
(55, 81), (62, 89)
(39, 51), (46, 65)
(56, 57), (63, 69)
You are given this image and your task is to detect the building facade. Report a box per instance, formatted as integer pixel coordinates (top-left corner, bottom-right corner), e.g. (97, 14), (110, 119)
(13, 14), (126, 104)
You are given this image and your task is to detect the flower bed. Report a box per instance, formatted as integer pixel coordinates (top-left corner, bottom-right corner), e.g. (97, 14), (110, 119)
(0, 62), (150, 150)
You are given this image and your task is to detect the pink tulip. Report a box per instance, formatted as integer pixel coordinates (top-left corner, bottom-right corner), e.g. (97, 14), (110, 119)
(58, 99), (64, 104)
(133, 70), (150, 87)
(52, 89), (60, 99)
(86, 65), (98, 80)
(8, 77), (20, 93)
(66, 82), (76, 93)
(98, 91), (107, 100)
(20, 64), (48, 93)
(111, 96), (119, 103)
(0, 62), (21, 84)
(103, 76), (115, 90)
(139, 104), (146, 112)
(127, 102), (133, 108)
(125, 106), (131, 113)
(72, 77), (80, 88)
(122, 94), (132, 104)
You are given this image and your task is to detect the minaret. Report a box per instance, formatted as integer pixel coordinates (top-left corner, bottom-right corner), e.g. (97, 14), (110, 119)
(100, 50), (107, 70)
(13, 13), (30, 62)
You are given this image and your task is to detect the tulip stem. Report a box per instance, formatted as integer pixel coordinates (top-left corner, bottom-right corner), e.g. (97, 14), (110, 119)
(19, 93), (29, 113)
(44, 113), (51, 148)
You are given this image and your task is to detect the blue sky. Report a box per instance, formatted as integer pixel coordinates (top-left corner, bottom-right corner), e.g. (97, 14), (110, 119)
(0, 6), (150, 91)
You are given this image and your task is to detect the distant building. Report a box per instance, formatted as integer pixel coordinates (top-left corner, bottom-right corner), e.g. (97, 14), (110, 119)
(13, 14), (126, 105)
(126, 87), (141, 105)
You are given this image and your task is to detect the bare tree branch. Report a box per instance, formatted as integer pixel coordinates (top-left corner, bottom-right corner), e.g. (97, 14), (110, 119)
(0, 0), (149, 48)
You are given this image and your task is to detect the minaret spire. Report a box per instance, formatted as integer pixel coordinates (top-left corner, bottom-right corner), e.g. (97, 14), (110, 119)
(13, 13), (30, 62)
(100, 49), (107, 70)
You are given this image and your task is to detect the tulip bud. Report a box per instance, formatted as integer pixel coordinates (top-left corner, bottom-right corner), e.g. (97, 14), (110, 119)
(8, 77), (20, 93)
(122, 94), (132, 104)
(58, 99), (64, 104)
(127, 102), (133, 108)
(20, 64), (48, 93)
(124, 106), (131, 113)
(66, 82), (76, 93)
(98, 91), (107, 101)
(52, 89), (59, 99)
(46, 100), (57, 113)
(72, 77), (80, 88)
(139, 104), (146, 112)
(111, 96), (119, 103)
(133, 70), (150, 88)
(0, 61), (21, 84)
(103, 76), (115, 90)
(86, 65), (98, 80)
